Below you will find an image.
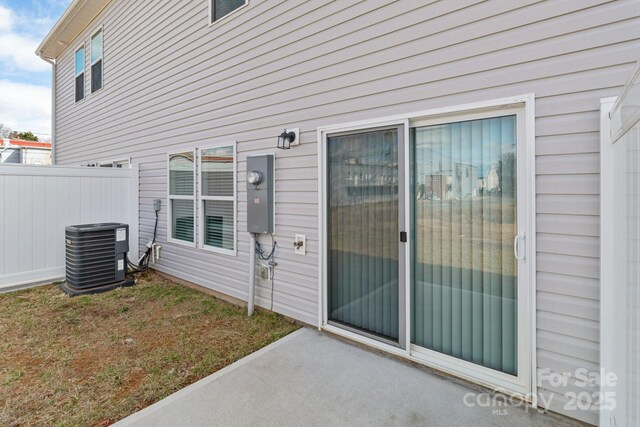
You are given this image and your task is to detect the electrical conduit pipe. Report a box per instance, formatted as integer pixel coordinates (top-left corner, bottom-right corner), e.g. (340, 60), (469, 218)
(248, 232), (256, 316)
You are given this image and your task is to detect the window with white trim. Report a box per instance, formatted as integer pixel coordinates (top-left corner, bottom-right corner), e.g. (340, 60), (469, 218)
(74, 46), (85, 102)
(91, 29), (103, 93)
(169, 152), (196, 244)
(210, 0), (247, 24)
(200, 145), (236, 253)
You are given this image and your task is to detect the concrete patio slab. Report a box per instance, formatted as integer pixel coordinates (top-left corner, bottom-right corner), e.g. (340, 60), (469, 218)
(115, 328), (579, 427)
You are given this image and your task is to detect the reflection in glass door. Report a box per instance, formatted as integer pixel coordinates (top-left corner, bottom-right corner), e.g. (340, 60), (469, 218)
(411, 115), (518, 375)
(327, 127), (403, 343)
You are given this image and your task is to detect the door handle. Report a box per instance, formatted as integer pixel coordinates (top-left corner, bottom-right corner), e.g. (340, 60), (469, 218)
(514, 234), (525, 261)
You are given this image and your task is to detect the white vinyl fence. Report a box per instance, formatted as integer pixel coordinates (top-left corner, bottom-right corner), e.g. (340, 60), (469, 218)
(601, 61), (640, 427)
(0, 164), (139, 291)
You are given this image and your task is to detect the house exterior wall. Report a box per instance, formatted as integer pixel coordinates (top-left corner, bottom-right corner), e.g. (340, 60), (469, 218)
(1, 140), (52, 164)
(0, 147), (21, 164)
(0, 148), (52, 165)
(50, 0), (640, 423)
(22, 148), (52, 165)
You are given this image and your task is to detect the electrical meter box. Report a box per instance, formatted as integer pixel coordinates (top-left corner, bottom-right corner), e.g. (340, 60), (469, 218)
(246, 154), (275, 234)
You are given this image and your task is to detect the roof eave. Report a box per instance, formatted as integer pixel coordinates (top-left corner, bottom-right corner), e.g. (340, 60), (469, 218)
(36, 0), (111, 61)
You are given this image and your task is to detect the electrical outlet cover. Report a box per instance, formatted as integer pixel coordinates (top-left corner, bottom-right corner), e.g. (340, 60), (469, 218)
(287, 128), (300, 146)
(257, 265), (270, 280)
(294, 234), (306, 255)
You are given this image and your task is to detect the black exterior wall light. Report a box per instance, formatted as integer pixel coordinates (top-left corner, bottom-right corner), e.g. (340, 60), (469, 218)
(277, 128), (300, 150)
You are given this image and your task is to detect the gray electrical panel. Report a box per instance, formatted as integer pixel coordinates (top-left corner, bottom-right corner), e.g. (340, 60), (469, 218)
(246, 154), (275, 234)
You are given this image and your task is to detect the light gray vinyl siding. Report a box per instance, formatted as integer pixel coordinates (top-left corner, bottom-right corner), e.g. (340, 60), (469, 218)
(51, 0), (640, 423)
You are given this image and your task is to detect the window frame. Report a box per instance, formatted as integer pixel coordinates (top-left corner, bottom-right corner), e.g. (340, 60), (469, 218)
(90, 27), (104, 94)
(114, 159), (130, 168)
(74, 43), (86, 103)
(208, 0), (249, 26)
(97, 158), (131, 168)
(167, 150), (197, 247)
(198, 142), (237, 256)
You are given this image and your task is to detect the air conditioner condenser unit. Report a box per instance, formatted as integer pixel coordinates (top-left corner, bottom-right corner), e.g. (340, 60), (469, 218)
(60, 223), (135, 296)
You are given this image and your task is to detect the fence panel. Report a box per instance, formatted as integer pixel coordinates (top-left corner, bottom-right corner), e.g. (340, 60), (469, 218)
(601, 61), (640, 427)
(0, 164), (139, 291)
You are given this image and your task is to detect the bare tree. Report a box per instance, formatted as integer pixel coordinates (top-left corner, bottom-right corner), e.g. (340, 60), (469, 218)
(0, 123), (12, 138)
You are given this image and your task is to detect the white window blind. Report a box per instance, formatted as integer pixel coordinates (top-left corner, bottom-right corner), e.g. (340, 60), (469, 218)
(200, 145), (235, 253)
(169, 152), (195, 244)
(327, 129), (400, 341)
(411, 115), (518, 375)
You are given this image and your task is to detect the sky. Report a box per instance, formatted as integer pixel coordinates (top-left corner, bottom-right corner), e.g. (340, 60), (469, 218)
(0, 0), (70, 140)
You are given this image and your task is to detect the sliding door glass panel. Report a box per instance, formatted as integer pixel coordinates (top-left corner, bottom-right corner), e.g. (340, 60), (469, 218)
(411, 115), (517, 375)
(327, 129), (400, 341)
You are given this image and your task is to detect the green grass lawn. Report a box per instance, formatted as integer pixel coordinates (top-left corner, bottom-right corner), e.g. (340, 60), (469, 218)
(0, 271), (299, 426)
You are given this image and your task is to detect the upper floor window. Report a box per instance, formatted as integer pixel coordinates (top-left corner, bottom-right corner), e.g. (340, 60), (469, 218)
(91, 29), (103, 93)
(210, 0), (247, 24)
(74, 46), (85, 102)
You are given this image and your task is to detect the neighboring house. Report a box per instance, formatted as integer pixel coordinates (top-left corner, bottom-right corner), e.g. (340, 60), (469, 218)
(0, 139), (52, 165)
(36, 1), (640, 425)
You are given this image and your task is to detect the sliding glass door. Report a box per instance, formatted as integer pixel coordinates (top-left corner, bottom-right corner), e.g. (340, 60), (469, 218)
(322, 104), (530, 391)
(410, 115), (518, 375)
(326, 127), (404, 344)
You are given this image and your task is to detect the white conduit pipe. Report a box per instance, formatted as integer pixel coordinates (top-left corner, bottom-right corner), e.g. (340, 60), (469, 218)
(248, 232), (256, 316)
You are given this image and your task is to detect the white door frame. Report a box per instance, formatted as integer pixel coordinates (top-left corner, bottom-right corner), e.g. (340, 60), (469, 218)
(317, 94), (537, 400)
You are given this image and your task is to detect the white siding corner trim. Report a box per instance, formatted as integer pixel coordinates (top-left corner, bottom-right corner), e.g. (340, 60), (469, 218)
(600, 58), (640, 427)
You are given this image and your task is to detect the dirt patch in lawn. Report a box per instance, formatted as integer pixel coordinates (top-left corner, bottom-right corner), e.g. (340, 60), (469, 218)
(0, 271), (299, 426)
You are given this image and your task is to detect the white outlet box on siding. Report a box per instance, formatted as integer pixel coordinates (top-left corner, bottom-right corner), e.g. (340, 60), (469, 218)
(294, 234), (306, 255)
